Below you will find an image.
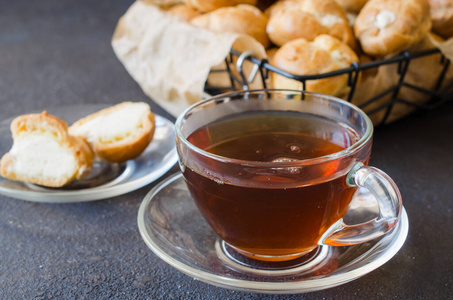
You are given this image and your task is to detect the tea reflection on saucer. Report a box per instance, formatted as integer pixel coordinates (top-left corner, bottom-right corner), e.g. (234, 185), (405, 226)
(216, 240), (332, 277)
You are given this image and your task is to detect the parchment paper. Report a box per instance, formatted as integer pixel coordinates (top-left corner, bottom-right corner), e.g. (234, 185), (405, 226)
(111, 0), (266, 117)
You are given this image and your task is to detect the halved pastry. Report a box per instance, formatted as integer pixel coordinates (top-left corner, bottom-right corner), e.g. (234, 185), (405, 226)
(68, 102), (156, 163)
(0, 111), (94, 187)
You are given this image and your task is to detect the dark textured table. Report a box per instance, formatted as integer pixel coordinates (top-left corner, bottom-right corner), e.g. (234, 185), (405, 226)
(1, 0), (452, 299)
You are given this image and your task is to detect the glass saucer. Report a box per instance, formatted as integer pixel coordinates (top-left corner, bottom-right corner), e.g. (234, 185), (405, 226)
(0, 104), (178, 203)
(137, 172), (409, 294)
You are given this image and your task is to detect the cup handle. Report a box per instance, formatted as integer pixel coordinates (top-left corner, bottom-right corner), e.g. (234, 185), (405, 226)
(322, 162), (403, 246)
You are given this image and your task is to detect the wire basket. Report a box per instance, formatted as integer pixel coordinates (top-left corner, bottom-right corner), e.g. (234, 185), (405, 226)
(205, 48), (452, 126)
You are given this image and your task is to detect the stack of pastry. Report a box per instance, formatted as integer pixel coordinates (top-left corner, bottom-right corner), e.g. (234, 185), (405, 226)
(159, 0), (452, 122)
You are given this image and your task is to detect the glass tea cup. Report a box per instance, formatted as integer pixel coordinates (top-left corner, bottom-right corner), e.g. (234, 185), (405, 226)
(175, 89), (402, 262)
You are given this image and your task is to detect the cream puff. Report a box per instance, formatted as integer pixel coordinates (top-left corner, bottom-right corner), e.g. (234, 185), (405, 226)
(270, 34), (359, 96)
(354, 0), (432, 57)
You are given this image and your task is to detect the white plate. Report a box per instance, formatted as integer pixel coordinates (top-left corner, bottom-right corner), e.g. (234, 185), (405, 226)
(138, 173), (409, 294)
(0, 104), (178, 203)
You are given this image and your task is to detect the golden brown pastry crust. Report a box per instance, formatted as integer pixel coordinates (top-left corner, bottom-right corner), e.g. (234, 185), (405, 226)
(184, 0), (257, 12)
(354, 0), (432, 57)
(168, 3), (202, 21)
(0, 111), (93, 187)
(190, 4), (270, 48)
(142, 0), (185, 9)
(429, 0), (453, 38)
(69, 102), (156, 163)
(270, 34), (359, 96)
(334, 0), (369, 13)
(92, 113), (155, 163)
(266, 0), (357, 50)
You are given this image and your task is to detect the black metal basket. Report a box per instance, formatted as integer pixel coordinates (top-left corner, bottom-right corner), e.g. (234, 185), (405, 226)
(205, 48), (452, 126)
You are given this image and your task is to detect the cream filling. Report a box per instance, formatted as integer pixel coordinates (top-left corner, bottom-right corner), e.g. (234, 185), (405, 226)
(317, 14), (344, 28)
(346, 12), (357, 27)
(70, 103), (149, 144)
(329, 49), (353, 68)
(8, 134), (77, 179)
(374, 10), (396, 30)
